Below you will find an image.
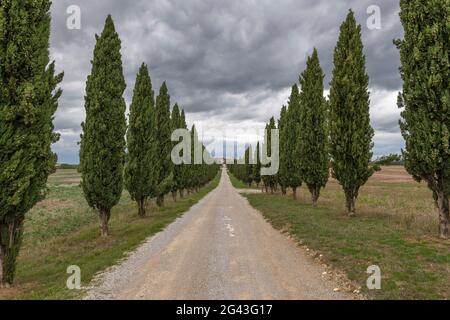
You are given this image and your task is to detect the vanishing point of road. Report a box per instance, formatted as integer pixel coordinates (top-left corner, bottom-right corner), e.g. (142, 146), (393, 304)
(85, 167), (350, 300)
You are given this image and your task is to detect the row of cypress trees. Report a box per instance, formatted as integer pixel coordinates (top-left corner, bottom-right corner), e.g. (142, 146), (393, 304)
(0, 8), (218, 286)
(79, 16), (219, 237)
(231, 11), (374, 215)
(0, 0), (447, 289)
(231, 4), (449, 238)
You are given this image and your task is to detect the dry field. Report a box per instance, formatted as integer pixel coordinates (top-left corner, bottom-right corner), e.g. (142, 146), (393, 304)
(321, 166), (437, 235)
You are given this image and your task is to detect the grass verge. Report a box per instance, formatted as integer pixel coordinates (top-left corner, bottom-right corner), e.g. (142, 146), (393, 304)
(0, 172), (220, 300)
(228, 171), (257, 189)
(243, 193), (449, 300)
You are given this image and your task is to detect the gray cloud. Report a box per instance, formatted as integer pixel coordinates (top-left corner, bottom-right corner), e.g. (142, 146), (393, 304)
(49, 0), (404, 163)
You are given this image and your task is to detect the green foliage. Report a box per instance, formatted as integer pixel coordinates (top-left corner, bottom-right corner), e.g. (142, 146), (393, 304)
(185, 125), (219, 191)
(79, 16), (127, 232)
(154, 82), (173, 204)
(178, 110), (190, 193)
(0, 0), (62, 285)
(373, 154), (402, 166)
(253, 142), (262, 186)
(284, 85), (302, 192)
(244, 145), (253, 186)
(396, 0), (449, 237)
(171, 103), (187, 197)
(124, 63), (157, 216)
(298, 49), (329, 204)
(329, 10), (374, 215)
(58, 164), (79, 170)
(277, 106), (289, 192)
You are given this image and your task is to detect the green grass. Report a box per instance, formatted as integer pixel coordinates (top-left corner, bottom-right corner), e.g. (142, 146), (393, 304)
(0, 170), (220, 300)
(228, 172), (257, 189)
(244, 192), (450, 300)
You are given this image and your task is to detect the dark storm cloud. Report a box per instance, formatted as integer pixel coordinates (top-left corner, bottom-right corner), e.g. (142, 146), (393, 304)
(49, 0), (404, 163)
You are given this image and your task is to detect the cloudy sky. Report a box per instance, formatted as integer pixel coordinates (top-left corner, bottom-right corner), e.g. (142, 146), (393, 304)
(49, 0), (404, 164)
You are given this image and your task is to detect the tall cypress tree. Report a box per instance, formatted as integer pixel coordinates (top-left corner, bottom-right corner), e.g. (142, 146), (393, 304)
(124, 63), (157, 217)
(0, 0), (63, 286)
(189, 125), (201, 192)
(244, 145), (253, 187)
(298, 49), (329, 205)
(79, 15), (127, 236)
(154, 82), (173, 207)
(395, 1), (449, 238)
(329, 10), (374, 216)
(278, 106), (289, 195)
(286, 85), (302, 199)
(178, 109), (188, 198)
(253, 142), (262, 188)
(171, 103), (182, 202)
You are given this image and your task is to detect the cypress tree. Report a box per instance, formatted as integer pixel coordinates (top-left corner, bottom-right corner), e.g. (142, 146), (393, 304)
(278, 106), (289, 195)
(0, 0), (63, 286)
(79, 15), (127, 236)
(286, 85), (302, 199)
(298, 49), (329, 206)
(154, 82), (173, 207)
(178, 109), (188, 198)
(253, 142), (262, 188)
(395, 1), (449, 238)
(262, 117), (278, 193)
(190, 125), (201, 192)
(244, 145), (253, 187)
(124, 63), (157, 217)
(329, 10), (375, 216)
(171, 103), (182, 202)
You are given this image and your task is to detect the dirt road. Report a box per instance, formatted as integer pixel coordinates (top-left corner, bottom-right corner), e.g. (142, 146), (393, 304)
(85, 167), (350, 300)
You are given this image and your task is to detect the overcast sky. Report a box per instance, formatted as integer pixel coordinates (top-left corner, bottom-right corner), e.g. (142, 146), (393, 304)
(49, 0), (404, 164)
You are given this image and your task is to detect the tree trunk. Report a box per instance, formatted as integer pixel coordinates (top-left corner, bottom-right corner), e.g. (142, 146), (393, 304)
(436, 191), (449, 239)
(99, 209), (110, 237)
(270, 186), (274, 194)
(172, 191), (177, 202)
(345, 193), (356, 217)
(281, 186), (287, 195)
(292, 187), (297, 200)
(179, 189), (184, 199)
(0, 243), (4, 288)
(264, 185), (268, 193)
(312, 190), (319, 206)
(138, 199), (146, 218)
(309, 185), (320, 206)
(0, 219), (24, 287)
(156, 195), (165, 207)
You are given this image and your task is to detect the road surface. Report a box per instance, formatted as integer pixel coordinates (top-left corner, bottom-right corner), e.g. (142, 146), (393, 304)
(85, 167), (350, 300)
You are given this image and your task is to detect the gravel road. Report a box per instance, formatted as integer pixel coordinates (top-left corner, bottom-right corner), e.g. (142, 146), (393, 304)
(85, 167), (351, 300)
